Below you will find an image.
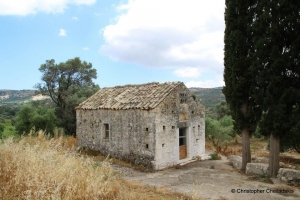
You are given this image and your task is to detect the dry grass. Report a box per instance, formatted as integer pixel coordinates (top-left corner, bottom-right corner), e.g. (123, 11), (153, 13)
(206, 137), (300, 169)
(205, 137), (242, 157)
(0, 132), (198, 200)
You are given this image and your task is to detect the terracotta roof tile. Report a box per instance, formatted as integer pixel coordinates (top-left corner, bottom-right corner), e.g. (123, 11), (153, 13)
(76, 82), (182, 110)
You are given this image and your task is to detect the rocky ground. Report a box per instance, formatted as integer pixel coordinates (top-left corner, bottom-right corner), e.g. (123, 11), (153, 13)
(111, 151), (300, 200)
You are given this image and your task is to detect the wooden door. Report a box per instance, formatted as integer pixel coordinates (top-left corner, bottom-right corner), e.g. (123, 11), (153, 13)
(179, 128), (187, 159)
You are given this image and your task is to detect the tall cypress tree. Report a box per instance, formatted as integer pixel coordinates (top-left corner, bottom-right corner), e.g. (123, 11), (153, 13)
(253, 0), (300, 177)
(223, 0), (260, 171)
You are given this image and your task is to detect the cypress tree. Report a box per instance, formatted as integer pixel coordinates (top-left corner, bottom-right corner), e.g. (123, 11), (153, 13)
(223, 0), (260, 171)
(253, 0), (300, 177)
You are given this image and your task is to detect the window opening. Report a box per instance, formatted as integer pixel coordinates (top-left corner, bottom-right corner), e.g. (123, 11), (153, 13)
(104, 123), (109, 139)
(180, 93), (187, 103)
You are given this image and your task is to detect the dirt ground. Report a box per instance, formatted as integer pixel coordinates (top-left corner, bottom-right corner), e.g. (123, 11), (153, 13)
(111, 150), (300, 200)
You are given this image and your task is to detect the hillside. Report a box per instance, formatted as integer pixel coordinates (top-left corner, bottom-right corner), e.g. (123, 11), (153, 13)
(189, 87), (225, 110)
(0, 90), (49, 106)
(0, 87), (224, 110)
(0, 90), (35, 104)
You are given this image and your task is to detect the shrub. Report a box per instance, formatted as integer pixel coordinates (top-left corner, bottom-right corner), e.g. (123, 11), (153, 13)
(210, 153), (221, 160)
(14, 105), (58, 135)
(205, 117), (235, 148)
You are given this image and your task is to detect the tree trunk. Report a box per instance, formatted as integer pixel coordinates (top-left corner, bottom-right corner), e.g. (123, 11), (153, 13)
(269, 133), (280, 178)
(241, 126), (251, 171)
(241, 100), (251, 171)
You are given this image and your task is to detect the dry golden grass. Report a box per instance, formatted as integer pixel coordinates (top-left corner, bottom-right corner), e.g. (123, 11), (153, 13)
(0, 132), (199, 200)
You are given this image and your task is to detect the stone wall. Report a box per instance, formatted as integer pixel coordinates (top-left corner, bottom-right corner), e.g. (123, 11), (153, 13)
(76, 108), (157, 168)
(153, 84), (205, 169)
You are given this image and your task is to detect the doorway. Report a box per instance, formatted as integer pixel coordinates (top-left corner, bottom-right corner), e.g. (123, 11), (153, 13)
(179, 128), (187, 159)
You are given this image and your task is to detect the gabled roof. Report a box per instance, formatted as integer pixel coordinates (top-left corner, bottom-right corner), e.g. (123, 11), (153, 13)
(76, 82), (183, 110)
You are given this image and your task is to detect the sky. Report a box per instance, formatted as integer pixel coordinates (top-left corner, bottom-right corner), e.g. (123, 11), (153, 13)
(0, 0), (225, 90)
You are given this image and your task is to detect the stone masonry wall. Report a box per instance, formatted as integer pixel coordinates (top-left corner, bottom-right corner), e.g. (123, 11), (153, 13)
(76, 108), (156, 168)
(153, 84), (205, 169)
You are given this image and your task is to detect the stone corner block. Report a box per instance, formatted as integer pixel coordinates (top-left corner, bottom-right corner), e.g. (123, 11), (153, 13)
(230, 155), (242, 170)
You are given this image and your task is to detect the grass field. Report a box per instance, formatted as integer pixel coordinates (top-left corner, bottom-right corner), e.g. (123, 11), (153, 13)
(0, 133), (199, 200)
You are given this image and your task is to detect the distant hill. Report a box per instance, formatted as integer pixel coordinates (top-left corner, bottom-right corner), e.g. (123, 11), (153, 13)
(0, 90), (35, 103)
(189, 87), (225, 110)
(0, 90), (49, 106)
(0, 87), (224, 110)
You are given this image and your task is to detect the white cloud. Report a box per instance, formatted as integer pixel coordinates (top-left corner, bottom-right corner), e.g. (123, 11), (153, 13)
(83, 47), (89, 50)
(59, 29), (67, 36)
(100, 0), (225, 75)
(185, 72), (224, 88)
(185, 80), (224, 88)
(0, 0), (96, 15)
(72, 16), (78, 20)
(174, 67), (200, 78)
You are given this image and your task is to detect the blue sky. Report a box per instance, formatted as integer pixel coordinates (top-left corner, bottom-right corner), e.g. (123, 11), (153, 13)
(0, 0), (225, 90)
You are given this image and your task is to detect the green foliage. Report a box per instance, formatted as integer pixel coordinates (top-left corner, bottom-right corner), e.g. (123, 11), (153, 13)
(219, 115), (234, 128)
(223, 0), (261, 135)
(215, 101), (231, 120)
(0, 105), (19, 119)
(14, 104), (57, 135)
(210, 153), (221, 160)
(189, 87), (224, 112)
(0, 123), (4, 133)
(191, 94), (196, 101)
(252, 1), (300, 145)
(0, 119), (17, 139)
(278, 122), (300, 153)
(35, 57), (99, 135)
(252, 126), (262, 138)
(205, 117), (235, 148)
(14, 105), (32, 135)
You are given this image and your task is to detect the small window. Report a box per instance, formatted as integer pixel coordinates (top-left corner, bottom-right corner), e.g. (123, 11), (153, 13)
(162, 143), (165, 147)
(191, 111), (194, 114)
(145, 144), (149, 149)
(172, 126), (175, 129)
(180, 93), (187, 103)
(104, 123), (109, 139)
(145, 128), (149, 131)
(163, 126), (166, 130)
